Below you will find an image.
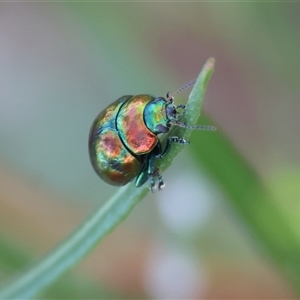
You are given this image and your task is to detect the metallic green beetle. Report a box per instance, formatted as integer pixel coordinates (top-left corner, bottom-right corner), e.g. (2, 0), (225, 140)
(88, 81), (215, 191)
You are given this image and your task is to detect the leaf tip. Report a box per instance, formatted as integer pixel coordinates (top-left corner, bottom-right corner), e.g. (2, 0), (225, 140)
(207, 57), (216, 66)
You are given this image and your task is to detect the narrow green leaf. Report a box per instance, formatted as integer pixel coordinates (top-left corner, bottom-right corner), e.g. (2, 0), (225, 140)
(158, 57), (215, 171)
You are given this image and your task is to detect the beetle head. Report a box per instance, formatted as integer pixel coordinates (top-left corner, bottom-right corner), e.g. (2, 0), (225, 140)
(165, 81), (216, 132)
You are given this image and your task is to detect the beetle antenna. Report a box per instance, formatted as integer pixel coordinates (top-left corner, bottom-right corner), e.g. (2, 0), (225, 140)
(167, 78), (197, 100)
(170, 121), (216, 131)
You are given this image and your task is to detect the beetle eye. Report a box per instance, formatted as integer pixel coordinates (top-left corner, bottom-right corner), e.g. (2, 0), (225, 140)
(172, 108), (180, 120)
(172, 108), (177, 117)
(166, 105), (178, 121)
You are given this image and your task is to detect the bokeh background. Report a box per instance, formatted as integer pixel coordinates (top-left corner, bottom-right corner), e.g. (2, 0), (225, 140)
(1, 2), (300, 299)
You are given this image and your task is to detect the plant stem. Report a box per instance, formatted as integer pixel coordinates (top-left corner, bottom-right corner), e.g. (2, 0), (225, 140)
(0, 58), (215, 300)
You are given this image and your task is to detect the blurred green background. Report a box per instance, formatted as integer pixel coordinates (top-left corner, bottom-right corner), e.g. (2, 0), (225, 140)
(1, 2), (300, 299)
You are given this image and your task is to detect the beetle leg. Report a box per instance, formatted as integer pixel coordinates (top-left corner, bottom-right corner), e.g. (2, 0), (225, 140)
(176, 104), (186, 110)
(148, 137), (189, 191)
(148, 167), (165, 192)
(158, 136), (190, 159)
(134, 152), (161, 192)
(136, 137), (188, 191)
(149, 169), (157, 192)
(135, 159), (149, 187)
(144, 143), (167, 192)
(147, 152), (158, 192)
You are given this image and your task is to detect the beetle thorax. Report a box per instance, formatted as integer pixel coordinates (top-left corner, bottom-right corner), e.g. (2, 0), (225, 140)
(144, 97), (170, 134)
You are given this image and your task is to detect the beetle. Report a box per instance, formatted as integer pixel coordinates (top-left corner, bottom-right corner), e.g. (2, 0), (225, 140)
(88, 80), (215, 192)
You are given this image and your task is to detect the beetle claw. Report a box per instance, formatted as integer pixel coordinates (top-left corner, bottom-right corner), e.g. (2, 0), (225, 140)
(158, 174), (165, 190)
(158, 181), (165, 190)
(171, 136), (190, 145)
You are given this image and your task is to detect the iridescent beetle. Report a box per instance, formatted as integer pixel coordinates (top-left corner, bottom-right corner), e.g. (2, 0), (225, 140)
(88, 79), (215, 192)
